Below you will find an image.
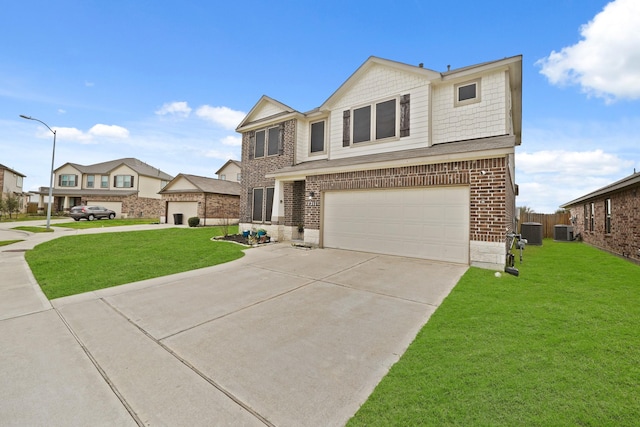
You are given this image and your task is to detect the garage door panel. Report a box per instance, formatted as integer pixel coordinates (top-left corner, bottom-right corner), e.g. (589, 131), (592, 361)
(323, 187), (469, 264)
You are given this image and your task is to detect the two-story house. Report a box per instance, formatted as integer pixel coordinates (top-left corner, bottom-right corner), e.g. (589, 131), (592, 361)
(215, 159), (242, 182)
(236, 55), (522, 270)
(35, 157), (173, 218)
(0, 164), (27, 213)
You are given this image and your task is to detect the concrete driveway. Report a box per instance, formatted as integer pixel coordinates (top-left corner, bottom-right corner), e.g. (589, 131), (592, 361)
(1, 229), (467, 426)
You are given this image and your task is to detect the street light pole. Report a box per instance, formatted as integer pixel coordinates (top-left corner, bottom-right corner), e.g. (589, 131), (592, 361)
(20, 115), (57, 230)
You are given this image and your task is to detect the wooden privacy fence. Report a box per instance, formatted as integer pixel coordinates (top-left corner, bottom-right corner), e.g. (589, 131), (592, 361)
(518, 212), (571, 238)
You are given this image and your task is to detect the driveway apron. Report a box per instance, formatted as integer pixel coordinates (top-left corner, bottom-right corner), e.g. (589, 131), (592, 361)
(1, 223), (467, 426)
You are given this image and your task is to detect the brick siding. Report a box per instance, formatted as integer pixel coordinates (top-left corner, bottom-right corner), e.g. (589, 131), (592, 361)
(162, 192), (240, 219)
(567, 186), (640, 263)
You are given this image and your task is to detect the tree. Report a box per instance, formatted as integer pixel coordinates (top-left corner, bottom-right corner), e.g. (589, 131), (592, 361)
(4, 192), (20, 219)
(0, 193), (5, 220)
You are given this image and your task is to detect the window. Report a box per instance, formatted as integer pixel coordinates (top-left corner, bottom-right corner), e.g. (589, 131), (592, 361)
(590, 202), (595, 231)
(87, 175), (95, 188)
(59, 174), (77, 187)
(267, 127), (279, 156)
(16, 175), (23, 188)
(343, 95), (408, 146)
(220, 174), (226, 181)
(252, 187), (275, 222)
(605, 198), (612, 234)
(254, 126), (281, 158)
(255, 130), (266, 158)
(252, 188), (263, 221)
(101, 175), (109, 188)
(584, 205), (588, 229)
(454, 79), (481, 106)
(353, 105), (372, 143)
(310, 120), (326, 154)
(237, 173), (241, 182)
(114, 175), (134, 188)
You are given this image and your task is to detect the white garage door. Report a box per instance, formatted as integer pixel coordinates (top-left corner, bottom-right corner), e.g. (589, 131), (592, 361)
(323, 187), (469, 264)
(87, 201), (122, 217)
(167, 201), (198, 224)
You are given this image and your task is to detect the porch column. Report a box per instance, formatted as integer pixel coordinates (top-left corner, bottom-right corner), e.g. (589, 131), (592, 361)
(37, 193), (45, 214)
(270, 179), (285, 224)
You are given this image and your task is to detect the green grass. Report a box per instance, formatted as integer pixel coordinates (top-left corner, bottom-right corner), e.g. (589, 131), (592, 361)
(0, 240), (23, 247)
(26, 226), (244, 299)
(53, 218), (158, 229)
(12, 226), (54, 233)
(348, 240), (640, 426)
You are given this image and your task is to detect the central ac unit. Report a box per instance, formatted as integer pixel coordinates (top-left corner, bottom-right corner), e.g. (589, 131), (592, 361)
(554, 225), (574, 241)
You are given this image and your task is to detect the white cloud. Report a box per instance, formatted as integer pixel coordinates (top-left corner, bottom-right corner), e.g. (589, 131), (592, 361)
(155, 101), (192, 117)
(536, 0), (640, 102)
(220, 135), (242, 146)
(88, 124), (130, 139)
(515, 149), (635, 213)
(195, 105), (245, 130)
(202, 149), (237, 160)
(517, 149), (632, 176)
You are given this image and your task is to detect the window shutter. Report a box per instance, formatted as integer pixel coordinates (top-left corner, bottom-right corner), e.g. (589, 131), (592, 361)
(58, 175), (61, 186)
(130, 176), (134, 188)
(400, 94), (410, 137)
(114, 176), (117, 187)
(248, 131), (255, 160)
(278, 123), (285, 155)
(342, 110), (350, 147)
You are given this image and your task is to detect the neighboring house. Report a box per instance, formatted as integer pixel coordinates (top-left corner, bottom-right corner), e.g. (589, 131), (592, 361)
(561, 170), (640, 263)
(236, 55), (522, 270)
(0, 164), (28, 212)
(215, 159), (242, 182)
(34, 158), (173, 218)
(159, 173), (241, 225)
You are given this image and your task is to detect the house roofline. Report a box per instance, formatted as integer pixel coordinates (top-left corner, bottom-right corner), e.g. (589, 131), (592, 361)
(561, 171), (640, 208)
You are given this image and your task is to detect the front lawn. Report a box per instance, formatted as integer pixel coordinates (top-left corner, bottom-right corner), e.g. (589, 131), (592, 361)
(53, 218), (158, 229)
(348, 240), (640, 426)
(26, 226), (244, 299)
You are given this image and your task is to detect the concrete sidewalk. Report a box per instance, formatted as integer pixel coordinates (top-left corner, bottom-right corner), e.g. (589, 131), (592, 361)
(0, 221), (467, 426)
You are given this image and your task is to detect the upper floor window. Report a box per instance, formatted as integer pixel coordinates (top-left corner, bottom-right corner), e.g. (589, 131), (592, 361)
(114, 175), (134, 188)
(454, 79), (481, 107)
(237, 173), (242, 182)
(16, 175), (23, 188)
(343, 95), (409, 147)
(310, 120), (326, 154)
(87, 175), (95, 188)
(101, 175), (109, 188)
(220, 174), (226, 180)
(254, 126), (281, 158)
(604, 198), (612, 234)
(59, 174), (77, 187)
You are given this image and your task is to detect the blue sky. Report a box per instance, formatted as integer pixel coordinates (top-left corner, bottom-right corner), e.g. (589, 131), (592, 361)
(1, 0), (638, 213)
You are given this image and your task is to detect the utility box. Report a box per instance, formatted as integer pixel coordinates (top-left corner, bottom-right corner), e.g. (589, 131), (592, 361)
(554, 225), (574, 241)
(521, 222), (543, 245)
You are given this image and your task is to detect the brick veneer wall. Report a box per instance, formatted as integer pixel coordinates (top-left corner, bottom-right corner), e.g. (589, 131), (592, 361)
(85, 195), (164, 218)
(567, 186), (640, 263)
(304, 157), (509, 244)
(240, 119), (296, 224)
(161, 192), (239, 219)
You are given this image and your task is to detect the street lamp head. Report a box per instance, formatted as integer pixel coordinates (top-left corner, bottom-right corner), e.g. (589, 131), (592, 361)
(19, 114), (33, 120)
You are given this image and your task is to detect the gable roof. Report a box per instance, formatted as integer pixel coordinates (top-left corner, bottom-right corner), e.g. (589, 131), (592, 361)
(215, 159), (241, 175)
(561, 171), (640, 208)
(0, 164), (26, 177)
(236, 95), (301, 131)
(159, 173), (241, 196)
(320, 56), (441, 110)
(57, 158), (173, 181)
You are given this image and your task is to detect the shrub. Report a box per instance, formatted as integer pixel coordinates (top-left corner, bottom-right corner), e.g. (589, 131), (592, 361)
(187, 216), (200, 227)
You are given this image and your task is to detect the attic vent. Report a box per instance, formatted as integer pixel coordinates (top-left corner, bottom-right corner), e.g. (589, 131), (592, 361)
(447, 65), (451, 71)
(418, 63), (423, 68)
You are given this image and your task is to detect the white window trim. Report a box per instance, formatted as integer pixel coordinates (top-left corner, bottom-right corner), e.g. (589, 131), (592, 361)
(454, 78), (481, 107)
(309, 119), (328, 156)
(350, 96), (400, 146)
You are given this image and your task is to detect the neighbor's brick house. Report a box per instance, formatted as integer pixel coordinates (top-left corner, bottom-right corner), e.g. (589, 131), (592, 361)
(159, 173), (241, 225)
(561, 171), (640, 263)
(34, 158), (173, 218)
(0, 164), (28, 213)
(236, 55), (522, 270)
